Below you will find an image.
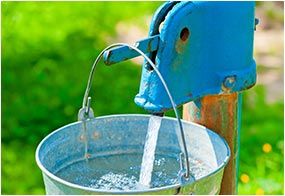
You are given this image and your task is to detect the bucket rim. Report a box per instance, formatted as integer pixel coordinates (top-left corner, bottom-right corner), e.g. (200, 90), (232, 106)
(35, 114), (230, 194)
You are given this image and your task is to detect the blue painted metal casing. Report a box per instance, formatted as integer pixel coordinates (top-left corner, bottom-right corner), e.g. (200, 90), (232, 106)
(134, 1), (256, 113)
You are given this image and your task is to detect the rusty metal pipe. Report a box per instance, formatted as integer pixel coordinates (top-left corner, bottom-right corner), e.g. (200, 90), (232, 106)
(183, 93), (241, 195)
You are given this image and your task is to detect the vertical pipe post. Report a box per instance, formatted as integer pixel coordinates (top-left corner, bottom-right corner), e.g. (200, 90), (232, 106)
(183, 93), (241, 195)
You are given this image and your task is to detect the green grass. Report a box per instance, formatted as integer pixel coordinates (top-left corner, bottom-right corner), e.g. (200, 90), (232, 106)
(1, 2), (284, 195)
(238, 86), (284, 194)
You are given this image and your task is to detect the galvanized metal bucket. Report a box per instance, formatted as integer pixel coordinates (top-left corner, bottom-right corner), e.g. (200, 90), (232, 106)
(36, 114), (230, 194)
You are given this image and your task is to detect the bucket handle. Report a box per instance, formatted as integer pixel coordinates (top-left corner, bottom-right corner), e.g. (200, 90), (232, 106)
(78, 43), (191, 180)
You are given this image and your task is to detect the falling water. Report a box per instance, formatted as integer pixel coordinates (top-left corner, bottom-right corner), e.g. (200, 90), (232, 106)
(138, 115), (163, 188)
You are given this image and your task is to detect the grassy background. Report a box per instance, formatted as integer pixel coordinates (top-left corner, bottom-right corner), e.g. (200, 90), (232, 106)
(1, 2), (284, 194)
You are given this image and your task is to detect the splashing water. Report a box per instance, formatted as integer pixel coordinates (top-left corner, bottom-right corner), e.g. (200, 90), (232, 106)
(55, 154), (180, 190)
(138, 115), (163, 188)
(55, 153), (212, 191)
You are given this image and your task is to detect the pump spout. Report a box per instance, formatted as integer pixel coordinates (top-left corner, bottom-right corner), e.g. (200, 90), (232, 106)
(103, 1), (256, 113)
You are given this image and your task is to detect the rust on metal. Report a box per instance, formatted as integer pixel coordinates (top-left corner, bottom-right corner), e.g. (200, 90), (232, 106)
(92, 131), (100, 140)
(147, 37), (153, 53)
(175, 36), (187, 54)
(175, 27), (190, 54)
(84, 153), (91, 159)
(183, 93), (239, 195)
(79, 134), (86, 141)
(180, 27), (190, 41)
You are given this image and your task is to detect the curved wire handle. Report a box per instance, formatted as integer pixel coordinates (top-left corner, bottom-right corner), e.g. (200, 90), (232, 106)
(79, 43), (190, 179)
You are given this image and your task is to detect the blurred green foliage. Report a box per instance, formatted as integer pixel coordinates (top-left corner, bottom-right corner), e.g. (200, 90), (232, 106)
(1, 2), (284, 195)
(239, 86), (284, 194)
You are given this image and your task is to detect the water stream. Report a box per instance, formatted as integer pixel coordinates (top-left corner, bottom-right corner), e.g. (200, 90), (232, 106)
(138, 115), (163, 188)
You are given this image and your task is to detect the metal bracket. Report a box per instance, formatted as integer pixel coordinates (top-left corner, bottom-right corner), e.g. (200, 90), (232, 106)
(103, 35), (160, 65)
(78, 97), (94, 121)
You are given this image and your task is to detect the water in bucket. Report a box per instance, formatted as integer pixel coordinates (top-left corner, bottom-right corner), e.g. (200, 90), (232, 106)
(55, 151), (212, 191)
